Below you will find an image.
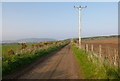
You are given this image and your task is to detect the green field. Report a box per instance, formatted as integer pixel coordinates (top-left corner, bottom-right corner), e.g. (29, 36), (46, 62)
(2, 44), (20, 58)
(2, 43), (33, 58)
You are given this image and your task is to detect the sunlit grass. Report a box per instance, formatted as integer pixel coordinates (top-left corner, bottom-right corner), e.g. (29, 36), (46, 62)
(72, 44), (120, 79)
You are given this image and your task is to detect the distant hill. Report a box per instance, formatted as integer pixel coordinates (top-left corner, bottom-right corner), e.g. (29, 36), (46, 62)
(2, 38), (56, 44)
(72, 35), (119, 41)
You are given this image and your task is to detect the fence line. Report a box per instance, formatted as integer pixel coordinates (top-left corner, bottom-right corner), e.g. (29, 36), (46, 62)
(81, 43), (119, 68)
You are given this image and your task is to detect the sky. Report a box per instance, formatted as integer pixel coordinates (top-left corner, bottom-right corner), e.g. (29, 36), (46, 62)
(0, 3), (2, 42)
(1, 0), (119, 2)
(2, 2), (118, 40)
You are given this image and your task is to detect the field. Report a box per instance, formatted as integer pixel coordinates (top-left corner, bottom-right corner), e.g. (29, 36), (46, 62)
(82, 37), (118, 44)
(81, 37), (118, 49)
(80, 37), (119, 67)
(2, 44), (20, 58)
(82, 37), (118, 49)
(2, 43), (32, 58)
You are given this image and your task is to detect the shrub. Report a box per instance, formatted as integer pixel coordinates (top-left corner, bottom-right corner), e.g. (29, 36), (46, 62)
(21, 43), (27, 50)
(8, 49), (15, 56)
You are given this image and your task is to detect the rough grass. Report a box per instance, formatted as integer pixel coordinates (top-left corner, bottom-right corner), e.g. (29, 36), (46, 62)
(72, 44), (120, 79)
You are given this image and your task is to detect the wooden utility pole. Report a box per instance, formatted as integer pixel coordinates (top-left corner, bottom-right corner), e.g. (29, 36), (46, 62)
(74, 6), (87, 48)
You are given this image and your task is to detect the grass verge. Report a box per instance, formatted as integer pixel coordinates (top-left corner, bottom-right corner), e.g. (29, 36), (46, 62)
(72, 44), (120, 79)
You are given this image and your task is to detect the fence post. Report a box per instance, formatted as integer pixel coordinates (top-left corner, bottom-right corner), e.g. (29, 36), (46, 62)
(86, 44), (88, 52)
(118, 49), (120, 77)
(84, 44), (85, 50)
(20, 50), (22, 54)
(114, 49), (117, 66)
(99, 45), (102, 58)
(91, 44), (93, 52)
(107, 47), (112, 66)
(90, 44), (94, 63)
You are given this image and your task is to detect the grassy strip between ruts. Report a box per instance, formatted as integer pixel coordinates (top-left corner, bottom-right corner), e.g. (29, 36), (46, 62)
(2, 43), (68, 76)
(72, 44), (120, 80)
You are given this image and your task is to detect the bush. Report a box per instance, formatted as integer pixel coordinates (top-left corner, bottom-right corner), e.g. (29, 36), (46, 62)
(8, 49), (15, 56)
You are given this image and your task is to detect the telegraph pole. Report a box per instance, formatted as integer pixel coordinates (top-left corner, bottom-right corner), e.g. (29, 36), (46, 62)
(74, 6), (87, 49)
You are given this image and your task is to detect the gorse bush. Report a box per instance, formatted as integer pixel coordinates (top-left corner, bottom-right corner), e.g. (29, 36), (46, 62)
(7, 49), (15, 56)
(21, 43), (27, 50)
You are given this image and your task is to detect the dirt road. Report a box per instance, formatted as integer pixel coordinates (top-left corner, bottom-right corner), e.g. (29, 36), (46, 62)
(5, 45), (83, 79)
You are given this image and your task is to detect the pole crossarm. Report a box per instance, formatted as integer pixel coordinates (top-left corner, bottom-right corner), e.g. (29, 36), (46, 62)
(74, 6), (87, 10)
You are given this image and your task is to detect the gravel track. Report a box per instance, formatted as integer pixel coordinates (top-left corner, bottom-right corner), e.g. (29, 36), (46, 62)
(4, 45), (83, 79)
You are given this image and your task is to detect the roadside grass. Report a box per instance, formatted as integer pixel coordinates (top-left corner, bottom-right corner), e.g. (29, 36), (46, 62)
(72, 44), (120, 79)
(2, 43), (68, 76)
